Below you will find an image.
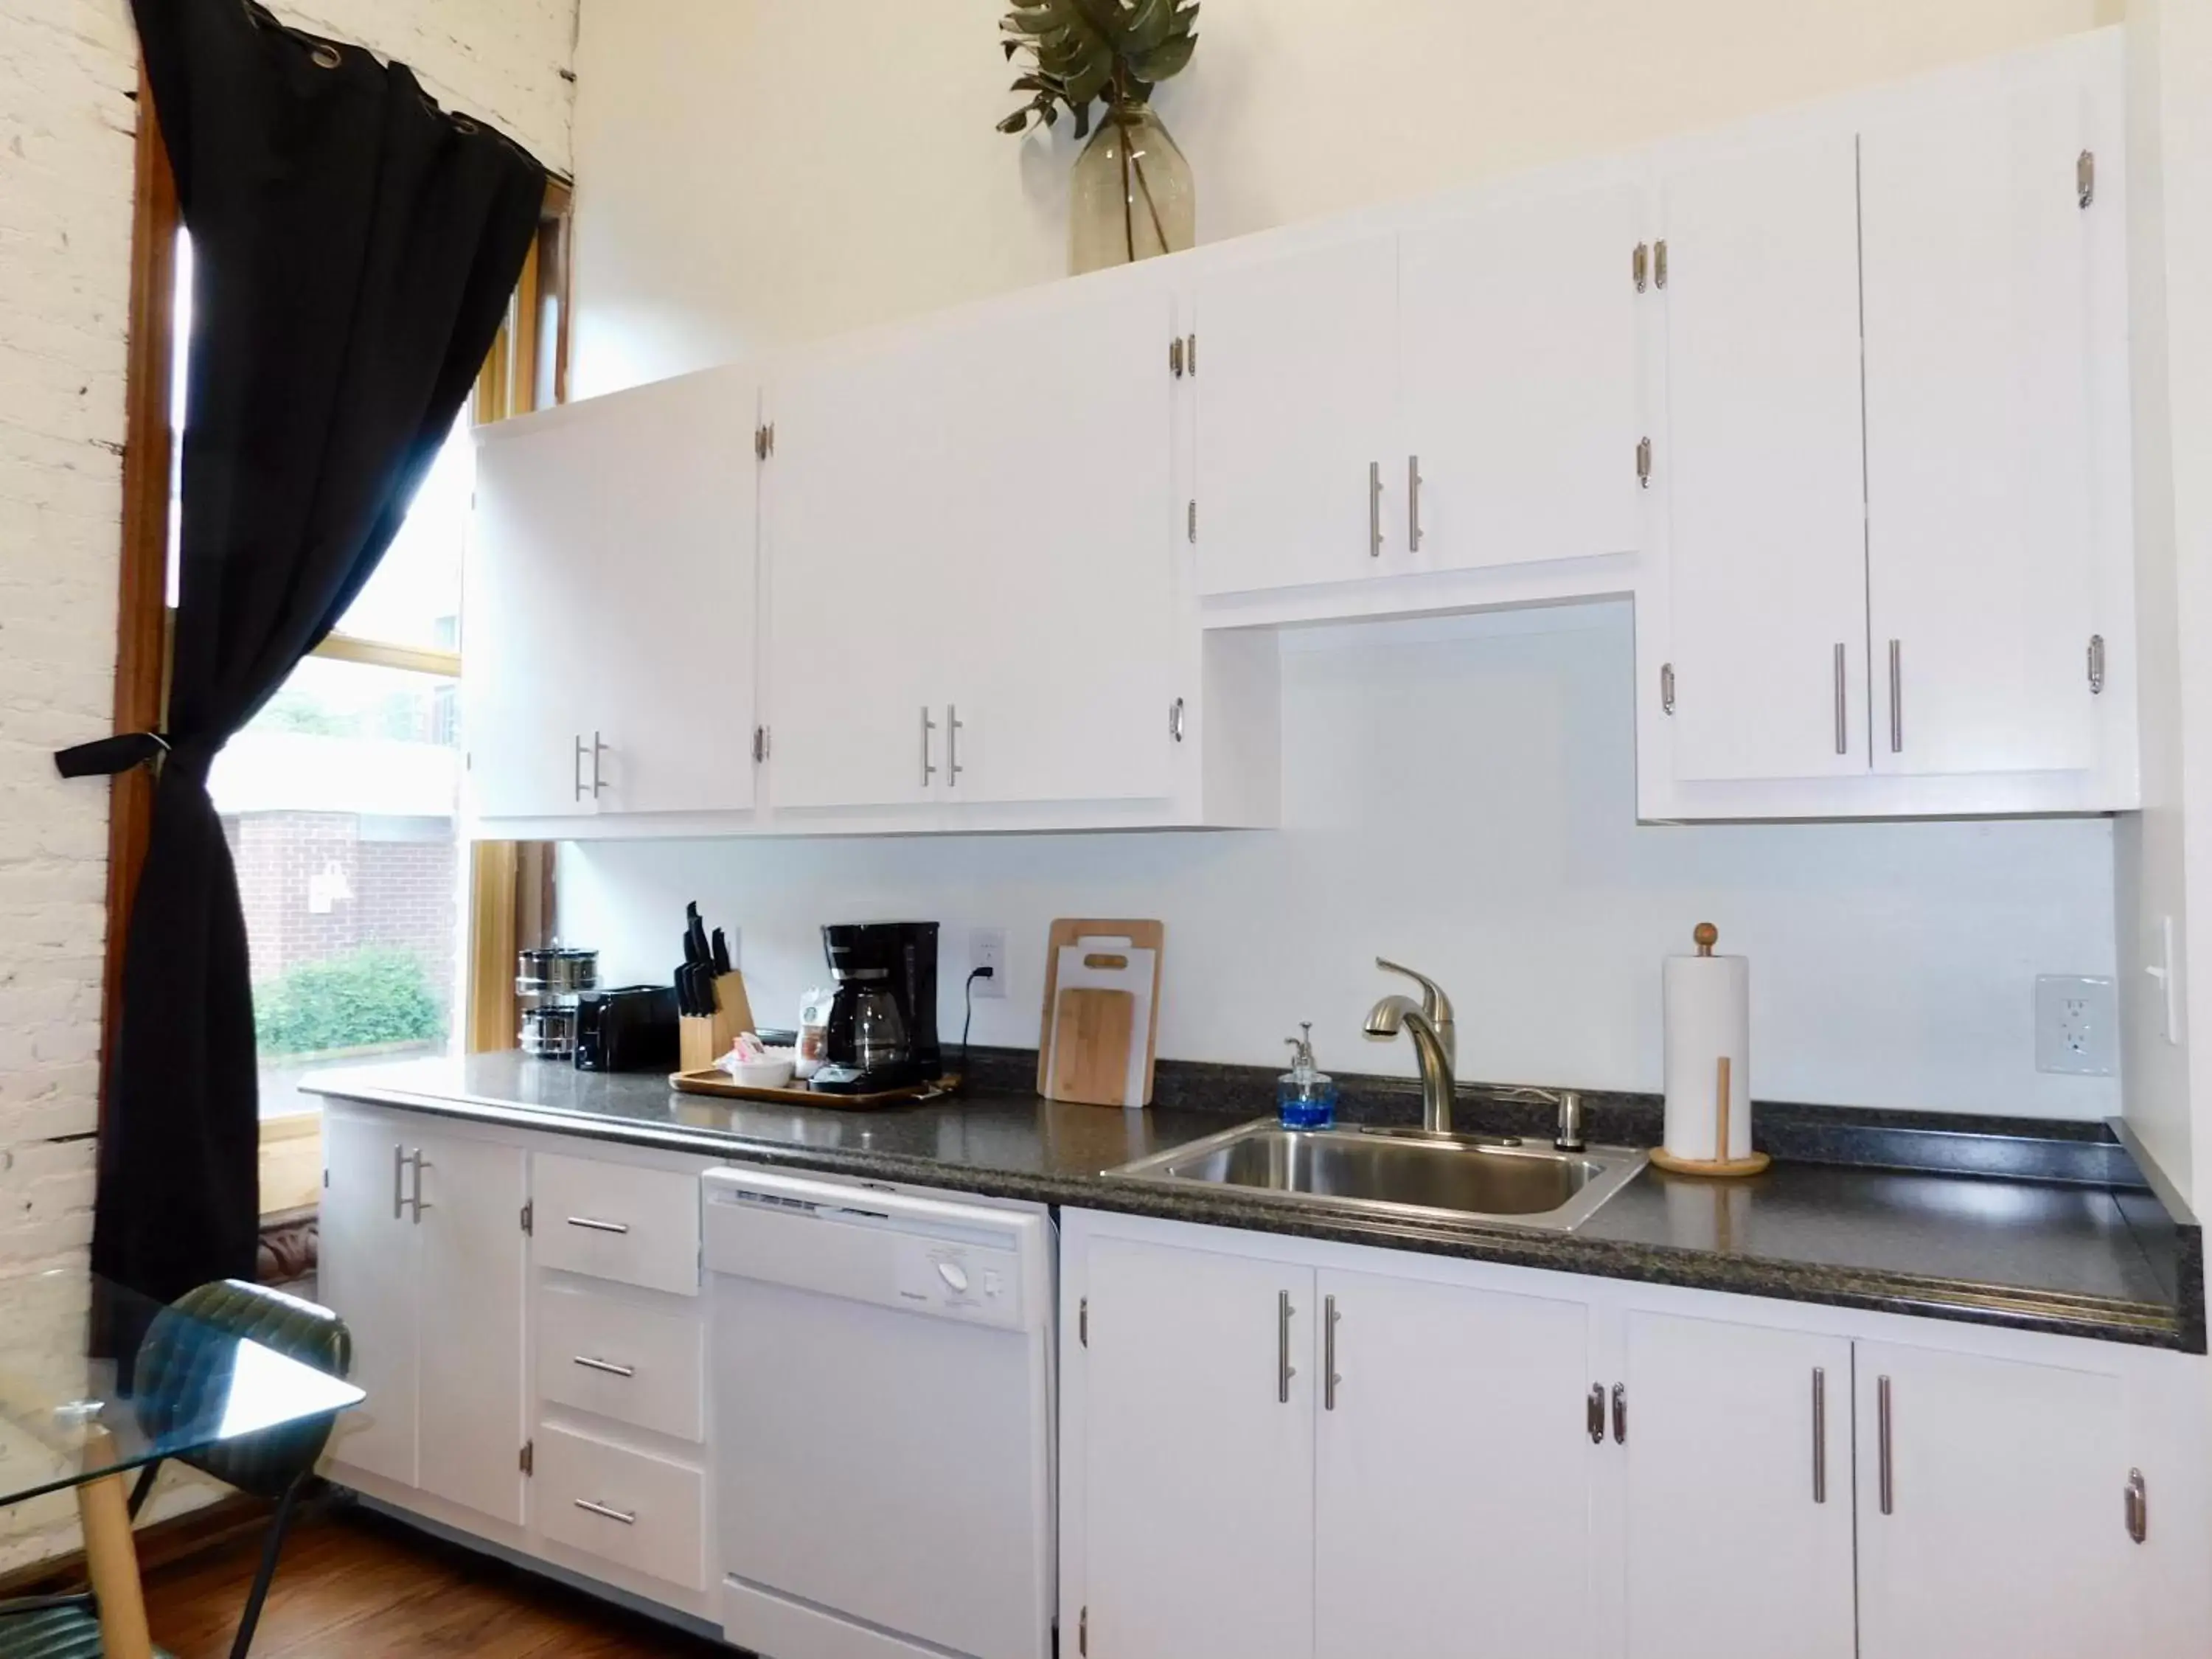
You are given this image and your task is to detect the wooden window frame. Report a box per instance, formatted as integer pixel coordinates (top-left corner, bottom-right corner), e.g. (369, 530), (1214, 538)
(103, 80), (573, 1142)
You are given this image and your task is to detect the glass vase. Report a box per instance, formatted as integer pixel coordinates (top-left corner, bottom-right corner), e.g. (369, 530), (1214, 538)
(1069, 103), (1194, 275)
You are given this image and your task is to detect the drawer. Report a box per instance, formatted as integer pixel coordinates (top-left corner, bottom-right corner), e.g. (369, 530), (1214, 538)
(537, 1281), (705, 1442)
(535, 1423), (706, 1590)
(533, 1153), (700, 1295)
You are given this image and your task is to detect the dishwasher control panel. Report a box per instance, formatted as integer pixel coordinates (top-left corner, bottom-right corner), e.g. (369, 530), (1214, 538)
(893, 1239), (1022, 1327)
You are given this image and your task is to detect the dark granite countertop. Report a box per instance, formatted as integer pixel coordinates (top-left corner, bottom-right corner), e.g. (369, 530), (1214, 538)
(306, 1048), (2202, 1353)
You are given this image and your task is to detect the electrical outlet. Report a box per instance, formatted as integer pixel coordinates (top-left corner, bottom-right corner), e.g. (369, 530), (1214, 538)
(2035, 975), (2117, 1077)
(970, 927), (1007, 998)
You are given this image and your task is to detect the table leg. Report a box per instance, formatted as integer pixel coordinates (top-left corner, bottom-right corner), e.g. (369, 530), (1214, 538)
(75, 1427), (153, 1659)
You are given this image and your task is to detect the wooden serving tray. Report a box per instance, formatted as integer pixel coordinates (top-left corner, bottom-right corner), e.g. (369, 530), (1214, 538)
(668, 1068), (960, 1110)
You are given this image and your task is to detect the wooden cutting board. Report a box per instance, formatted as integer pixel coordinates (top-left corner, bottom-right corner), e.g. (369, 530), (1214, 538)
(1037, 919), (1164, 1108)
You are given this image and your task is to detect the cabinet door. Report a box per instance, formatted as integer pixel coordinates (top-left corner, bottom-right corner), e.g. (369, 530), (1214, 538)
(316, 1107), (419, 1486)
(953, 287), (1180, 805)
(762, 333), (958, 811)
(1192, 233), (1399, 596)
(1855, 1341), (2140, 1658)
(414, 1130), (528, 1526)
(1082, 1239), (1314, 1659)
(1314, 1270), (1593, 1659)
(1861, 74), (2098, 777)
(1400, 180), (1645, 572)
(1661, 134), (1868, 782)
(466, 417), (602, 821)
(583, 366), (762, 814)
(1621, 1313), (1854, 1659)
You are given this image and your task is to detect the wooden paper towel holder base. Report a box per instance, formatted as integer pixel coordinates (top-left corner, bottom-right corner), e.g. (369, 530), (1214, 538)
(1648, 1147), (1771, 1179)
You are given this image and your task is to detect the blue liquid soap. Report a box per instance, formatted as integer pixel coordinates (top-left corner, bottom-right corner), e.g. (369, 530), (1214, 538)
(1278, 1023), (1338, 1130)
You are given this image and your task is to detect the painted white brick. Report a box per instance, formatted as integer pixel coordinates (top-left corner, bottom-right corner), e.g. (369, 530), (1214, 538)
(0, 0), (576, 1565)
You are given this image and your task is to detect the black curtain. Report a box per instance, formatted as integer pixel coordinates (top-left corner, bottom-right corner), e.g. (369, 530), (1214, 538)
(58, 0), (545, 1312)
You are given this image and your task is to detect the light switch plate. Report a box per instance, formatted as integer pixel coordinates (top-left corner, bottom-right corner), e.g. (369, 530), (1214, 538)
(2035, 975), (2117, 1076)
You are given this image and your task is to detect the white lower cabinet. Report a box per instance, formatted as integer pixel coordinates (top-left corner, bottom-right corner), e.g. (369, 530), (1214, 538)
(1854, 1342), (2138, 1658)
(1620, 1312), (1854, 1659)
(1062, 1211), (2196, 1659)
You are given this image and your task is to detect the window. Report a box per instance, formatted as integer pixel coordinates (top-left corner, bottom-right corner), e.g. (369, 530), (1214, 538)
(125, 150), (572, 1216)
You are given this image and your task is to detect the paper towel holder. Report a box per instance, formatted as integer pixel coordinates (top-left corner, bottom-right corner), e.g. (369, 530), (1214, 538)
(1652, 924), (1772, 1180)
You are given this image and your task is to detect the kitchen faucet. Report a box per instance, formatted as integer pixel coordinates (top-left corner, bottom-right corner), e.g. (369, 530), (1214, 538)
(1363, 959), (1458, 1134)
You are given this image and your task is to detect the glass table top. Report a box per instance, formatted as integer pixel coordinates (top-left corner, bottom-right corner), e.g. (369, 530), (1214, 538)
(0, 1271), (364, 1509)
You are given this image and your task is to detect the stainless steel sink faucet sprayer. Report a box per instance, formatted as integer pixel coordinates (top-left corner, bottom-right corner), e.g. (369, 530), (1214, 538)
(1363, 959), (1458, 1134)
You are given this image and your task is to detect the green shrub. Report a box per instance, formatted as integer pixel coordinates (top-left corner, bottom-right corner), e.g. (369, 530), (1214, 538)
(254, 947), (445, 1058)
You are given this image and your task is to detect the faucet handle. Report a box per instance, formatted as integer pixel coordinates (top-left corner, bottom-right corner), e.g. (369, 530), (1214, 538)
(1374, 958), (1453, 1029)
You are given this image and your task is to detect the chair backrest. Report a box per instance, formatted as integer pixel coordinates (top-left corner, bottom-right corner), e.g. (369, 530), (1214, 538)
(131, 1279), (353, 1499)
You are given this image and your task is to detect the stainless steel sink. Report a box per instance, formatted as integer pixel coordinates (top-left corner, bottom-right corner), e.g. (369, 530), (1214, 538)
(1106, 1120), (1647, 1233)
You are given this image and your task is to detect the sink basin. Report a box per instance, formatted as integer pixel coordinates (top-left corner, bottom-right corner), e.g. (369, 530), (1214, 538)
(1106, 1120), (1647, 1233)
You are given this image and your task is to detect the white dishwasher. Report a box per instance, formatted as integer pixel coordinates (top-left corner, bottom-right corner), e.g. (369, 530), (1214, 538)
(703, 1165), (1055, 1659)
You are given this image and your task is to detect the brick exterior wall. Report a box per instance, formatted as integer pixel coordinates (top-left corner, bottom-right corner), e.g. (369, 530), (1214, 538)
(0, 0), (574, 1573)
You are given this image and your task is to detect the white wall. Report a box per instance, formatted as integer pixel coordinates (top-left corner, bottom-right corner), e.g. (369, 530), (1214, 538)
(570, 0), (2116, 394)
(563, 606), (2121, 1118)
(0, 0), (576, 1574)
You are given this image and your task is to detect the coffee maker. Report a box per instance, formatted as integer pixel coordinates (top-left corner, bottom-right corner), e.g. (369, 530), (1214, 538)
(812, 922), (940, 1094)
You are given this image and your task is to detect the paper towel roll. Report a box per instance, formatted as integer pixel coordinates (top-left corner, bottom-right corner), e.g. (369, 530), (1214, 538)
(1663, 928), (1750, 1163)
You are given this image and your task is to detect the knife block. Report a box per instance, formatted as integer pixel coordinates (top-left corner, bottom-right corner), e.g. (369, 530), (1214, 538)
(679, 971), (756, 1074)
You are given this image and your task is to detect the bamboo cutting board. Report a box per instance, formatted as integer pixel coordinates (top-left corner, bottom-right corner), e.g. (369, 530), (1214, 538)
(1037, 919), (1164, 1108)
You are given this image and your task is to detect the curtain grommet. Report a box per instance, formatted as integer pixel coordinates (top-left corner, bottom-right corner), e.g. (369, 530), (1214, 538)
(310, 43), (341, 69)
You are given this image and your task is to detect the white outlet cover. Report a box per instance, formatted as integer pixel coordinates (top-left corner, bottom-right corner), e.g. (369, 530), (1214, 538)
(2034, 975), (2117, 1077)
(970, 927), (1007, 999)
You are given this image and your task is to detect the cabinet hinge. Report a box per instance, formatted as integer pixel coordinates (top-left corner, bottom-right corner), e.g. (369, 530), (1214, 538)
(1635, 436), (1653, 488)
(520, 1200), (533, 1236)
(2078, 149), (2096, 210)
(1079, 1296), (1088, 1347)
(753, 724), (771, 762)
(2087, 634), (2107, 695)
(520, 1440), (535, 1476)
(1653, 238), (1668, 290)
(1660, 662), (1676, 714)
(1079, 1605), (1088, 1655)
(1169, 336), (1185, 378)
(754, 421), (776, 460)
(1632, 241), (1649, 293)
(1187, 499), (1197, 544)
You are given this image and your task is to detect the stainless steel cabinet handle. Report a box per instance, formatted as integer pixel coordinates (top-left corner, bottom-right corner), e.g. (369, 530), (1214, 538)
(565, 1215), (630, 1235)
(573, 734), (588, 802)
(573, 1498), (636, 1526)
(408, 1151), (431, 1221)
(1611, 1382), (1627, 1444)
(392, 1144), (406, 1220)
(1323, 1295), (1340, 1412)
(2088, 633), (2107, 694)
(1408, 456), (1423, 552)
(591, 731), (608, 796)
(1888, 641), (1903, 754)
(2126, 1468), (2148, 1543)
(1368, 462), (1382, 558)
(573, 1355), (636, 1379)
(1587, 1383), (1605, 1444)
(1277, 1290), (1295, 1404)
(1877, 1374), (1895, 1514)
(1832, 644), (1848, 755)
(920, 706), (937, 785)
(1812, 1367), (1827, 1503)
(1169, 697), (1186, 743)
(947, 705), (963, 786)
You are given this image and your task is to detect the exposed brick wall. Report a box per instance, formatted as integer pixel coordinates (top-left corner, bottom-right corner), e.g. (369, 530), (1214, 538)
(0, 0), (574, 1575)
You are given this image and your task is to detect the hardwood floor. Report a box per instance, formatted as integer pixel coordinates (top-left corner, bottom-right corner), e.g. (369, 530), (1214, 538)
(140, 1505), (728, 1658)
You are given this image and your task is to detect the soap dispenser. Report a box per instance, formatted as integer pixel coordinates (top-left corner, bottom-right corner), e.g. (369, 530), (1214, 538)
(1278, 1023), (1338, 1130)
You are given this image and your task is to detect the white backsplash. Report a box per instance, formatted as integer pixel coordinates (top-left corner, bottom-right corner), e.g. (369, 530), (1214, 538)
(560, 602), (2119, 1117)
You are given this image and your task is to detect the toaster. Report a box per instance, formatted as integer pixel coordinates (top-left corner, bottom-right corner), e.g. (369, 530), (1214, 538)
(573, 984), (679, 1073)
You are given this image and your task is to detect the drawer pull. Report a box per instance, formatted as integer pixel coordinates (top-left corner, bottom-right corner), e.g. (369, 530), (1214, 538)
(572, 1355), (636, 1379)
(573, 1498), (636, 1526)
(566, 1216), (632, 1235)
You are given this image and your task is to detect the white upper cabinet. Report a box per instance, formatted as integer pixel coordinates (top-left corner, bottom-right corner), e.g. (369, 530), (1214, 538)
(1656, 131), (1869, 785)
(1860, 69), (2101, 779)
(1192, 232), (1400, 597)
(467, 366), (760, 827)
(1399, 177), (1646, 575)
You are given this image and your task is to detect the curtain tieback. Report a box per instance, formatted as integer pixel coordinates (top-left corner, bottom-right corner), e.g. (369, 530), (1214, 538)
(55, 731), (172, 779)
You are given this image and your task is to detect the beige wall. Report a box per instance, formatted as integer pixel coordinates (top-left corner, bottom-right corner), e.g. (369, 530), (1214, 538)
(571, 0), (2115, 392)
